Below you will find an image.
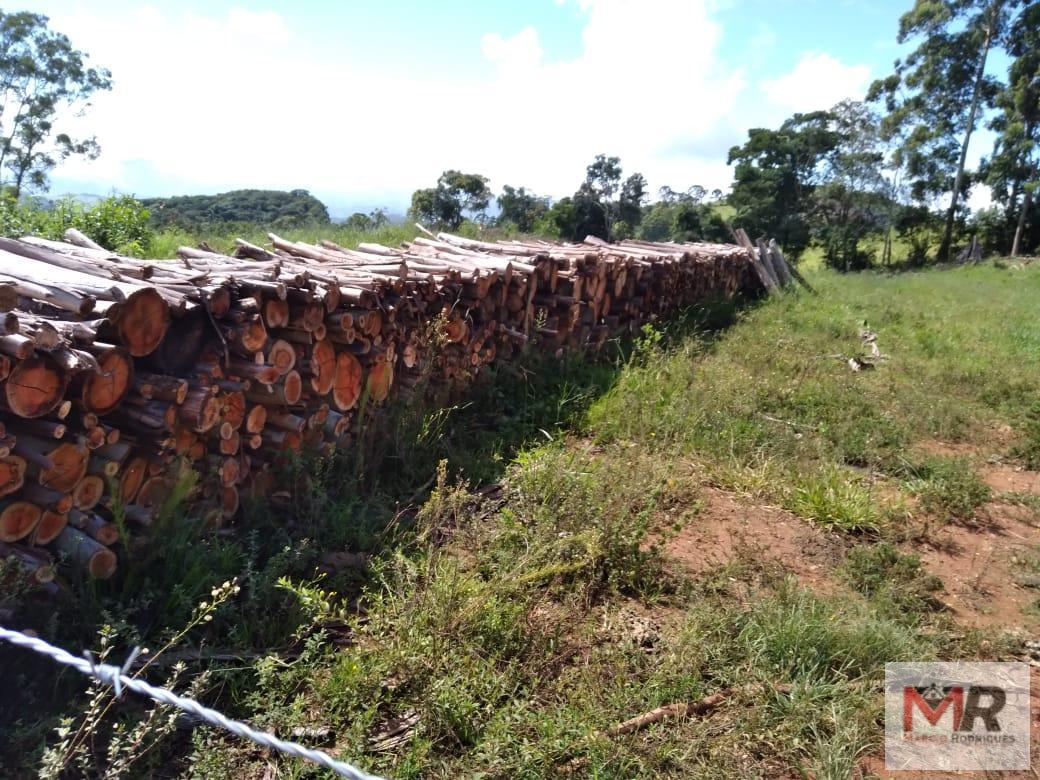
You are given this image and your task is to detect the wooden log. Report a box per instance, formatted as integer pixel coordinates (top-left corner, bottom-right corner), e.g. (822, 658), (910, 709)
(179, 389), (222, 433)
(67, 508), (119, 546)
(0, 455), (26, 497)
(244, 404), (267, 434)
(77, 345), (134, 415)
(0, 499), (41, 542)
(32, 509), (68, 545)
(135, 477), (172, 515)
(72, 475), (105, 511)
(266, 338), (296, 375)
(0, 542), (56, 584)
(118, 456), (149, 504)
(134, 372), (188, 404)
(332, 352), (362, 411)
(39, 441), (89, 493)
(5, 356), (68, 418)
(51, 526), (117, 579)
(109, 287), (171, 356)
(245, 371), (301, 406)
(20, 483), (73, 514)
(365, 357), (394, 403)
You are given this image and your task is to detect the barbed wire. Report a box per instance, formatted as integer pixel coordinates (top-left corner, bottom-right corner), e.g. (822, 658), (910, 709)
(0, 625), (384, 780)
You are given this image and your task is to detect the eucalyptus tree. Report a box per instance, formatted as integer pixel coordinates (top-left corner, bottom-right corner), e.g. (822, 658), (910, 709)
(869, 0), (1020, 260)
(0, 11), (111, 196)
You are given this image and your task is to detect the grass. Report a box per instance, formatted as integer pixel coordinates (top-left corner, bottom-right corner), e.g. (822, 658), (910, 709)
(3, 261), (1040, 778)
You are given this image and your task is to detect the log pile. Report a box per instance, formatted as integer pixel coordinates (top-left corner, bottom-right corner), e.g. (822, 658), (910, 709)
(0, 228), (765, 589)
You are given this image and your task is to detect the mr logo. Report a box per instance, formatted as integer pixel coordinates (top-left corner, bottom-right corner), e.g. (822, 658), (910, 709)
(903, 683), (1006, 733)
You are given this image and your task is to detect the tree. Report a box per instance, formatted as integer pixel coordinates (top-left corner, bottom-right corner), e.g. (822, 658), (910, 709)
(142, 189), (330, 230)
(639, 183), (729, 244)
(727, 110), (840, 258)
(983, 1), (1040, 256)
(811, 101), (890, 270)
(369, 208), (390, 229)
(496, 185), (548, 232)
(345, 212), (373, 231)
(584, 154), (622, 240)
(0, 12), (112, 196)
(408, 170), (491, 229)
(869, 0), (1015, 261)
(617, 173), (648, 235)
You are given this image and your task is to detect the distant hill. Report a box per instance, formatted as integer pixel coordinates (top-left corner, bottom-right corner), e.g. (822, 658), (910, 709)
(141, 189), (330, 229)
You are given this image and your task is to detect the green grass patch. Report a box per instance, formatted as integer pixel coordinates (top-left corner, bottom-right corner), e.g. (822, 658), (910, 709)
(902, 456), (991, 521)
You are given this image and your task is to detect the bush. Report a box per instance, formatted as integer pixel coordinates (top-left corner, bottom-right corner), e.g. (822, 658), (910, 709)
(0, 194), (155, 255)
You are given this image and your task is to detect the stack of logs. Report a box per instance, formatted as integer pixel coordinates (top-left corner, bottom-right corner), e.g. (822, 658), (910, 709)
(0, 228), (768, 590)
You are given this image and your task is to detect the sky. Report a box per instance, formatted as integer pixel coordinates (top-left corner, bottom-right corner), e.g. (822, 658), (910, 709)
(15, 0), (1004, 218)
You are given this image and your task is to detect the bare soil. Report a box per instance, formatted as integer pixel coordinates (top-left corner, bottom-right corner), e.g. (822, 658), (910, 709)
(664, 487), (845, 590)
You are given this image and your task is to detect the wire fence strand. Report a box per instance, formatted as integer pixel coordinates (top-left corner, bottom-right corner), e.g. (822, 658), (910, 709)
(0, 625), (384, 780)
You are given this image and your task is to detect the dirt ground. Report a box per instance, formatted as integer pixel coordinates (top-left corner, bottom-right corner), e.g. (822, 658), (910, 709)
(661, 455), (1040, 780)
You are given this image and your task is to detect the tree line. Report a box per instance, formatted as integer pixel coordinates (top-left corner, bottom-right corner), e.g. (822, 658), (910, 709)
(1, 2), (1038, 267)
(408, 0), (1039, 267)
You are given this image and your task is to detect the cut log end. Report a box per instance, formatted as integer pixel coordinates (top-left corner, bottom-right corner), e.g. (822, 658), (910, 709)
(116, 288), (170, 357)
(81, 347), (134, 415)
(5, 357), (68, 418)
(0, 501), (41, 542)
(366, 359), (394, 404)
(40, 442), (89, 493)
(332, 352), (363, 411)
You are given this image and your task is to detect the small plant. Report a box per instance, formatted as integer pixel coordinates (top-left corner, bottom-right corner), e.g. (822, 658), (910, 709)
(787, 467), (881, 532)
(904, 457), (990, 521)
(841, 543), (944, 621)
(39, 580), (240, 779)
(1013, 402), (1040, 469)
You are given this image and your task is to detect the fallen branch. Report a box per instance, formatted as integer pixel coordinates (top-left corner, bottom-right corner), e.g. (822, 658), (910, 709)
(598, 682), (792, 738)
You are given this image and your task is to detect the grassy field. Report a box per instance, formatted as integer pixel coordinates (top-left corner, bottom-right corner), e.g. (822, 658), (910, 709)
(4, 259), (1040, 779)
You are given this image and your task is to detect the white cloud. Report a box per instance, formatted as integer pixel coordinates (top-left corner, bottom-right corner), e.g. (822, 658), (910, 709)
(760, 52), (872, 114)
(481, 27), (543, 76)
(43, 1), (875, 210)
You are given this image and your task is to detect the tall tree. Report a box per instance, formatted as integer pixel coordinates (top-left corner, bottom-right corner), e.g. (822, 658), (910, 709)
(496, 185), (548, 232)
(0, 12), (111, 196)
(985, 1), (1040, 256)
(409, 170), (491, 229)
(811, 101), (890, 270)
(869, 0), (1014, 261)
(617, 172), (647, 236)
(584, 154), (622, 240)
(727, 110), (840, 259)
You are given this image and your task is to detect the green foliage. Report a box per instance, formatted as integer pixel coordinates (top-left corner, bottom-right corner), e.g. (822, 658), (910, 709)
(787, 467), (882, 532)
(903, 456), (991, 520)
(869, 0), (1013, 260)
(496, 184), (548, 232)
(546, 155), (649, 242)
(1013, 401), (1040, 469)
(142, 189), (329, 232)
(342, 209), (390, 232)
(841, 543), (944, 621)
(0, 11), (112, 195)
(982, 1), (1040, 256)
(409, 170), (491, 229)
(728, 110), (841, 259)
(639, 186), (731, 243)
(0, 194), (154, 254)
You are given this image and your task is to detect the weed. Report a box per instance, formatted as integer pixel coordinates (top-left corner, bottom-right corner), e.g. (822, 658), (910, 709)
(841, 543), (944, 621)
(786, 467), (882, 532)
(903, 457), (991, 521)
(1013, 401), (1040, 469)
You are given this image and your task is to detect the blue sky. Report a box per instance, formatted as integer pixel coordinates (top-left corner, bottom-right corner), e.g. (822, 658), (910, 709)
(16, 0), (1001, 217)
